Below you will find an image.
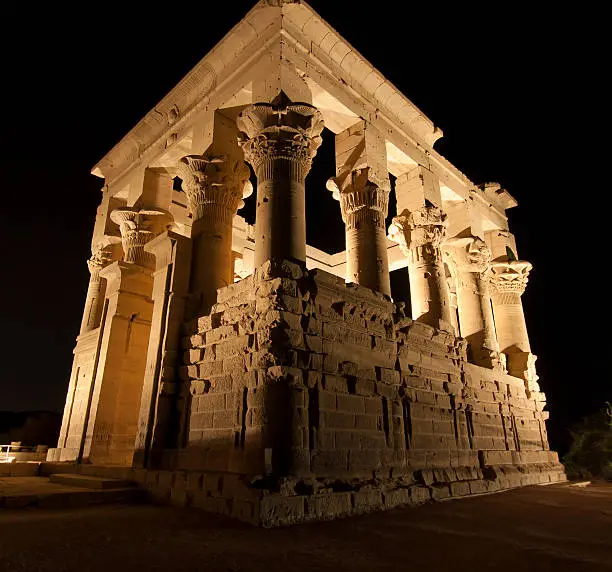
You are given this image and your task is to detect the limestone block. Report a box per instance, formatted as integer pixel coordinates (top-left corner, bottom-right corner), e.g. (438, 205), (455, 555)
(198, 361), (224, 378)
(360, 432), (387, 450)
(349, 449), (383, 472)
(335, 430), (361, 449)
(195, 393), (226, 412)
(382, 488), (411, 509)
(355, 414), (379, 431)
(259, 496), (305, 528)
(306, 492), (353, 520)
(409, 485), (431, 504)
(431, 484), (451, 500)
(311, 449), (349, 474)
(336, 394), (366, 414)
(356, 379), (377, 395)
(352, 490), (384, 513)
(321, 411), (355, 430)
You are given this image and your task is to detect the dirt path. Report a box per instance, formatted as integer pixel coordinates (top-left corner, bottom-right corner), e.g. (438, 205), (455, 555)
(0, 482), (610, 571)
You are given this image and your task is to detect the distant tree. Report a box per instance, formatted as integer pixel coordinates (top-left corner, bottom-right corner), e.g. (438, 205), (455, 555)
(563, 403), (612, 481)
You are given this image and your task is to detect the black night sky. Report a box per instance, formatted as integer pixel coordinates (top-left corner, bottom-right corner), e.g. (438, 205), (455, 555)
(0, 2), (605, 454)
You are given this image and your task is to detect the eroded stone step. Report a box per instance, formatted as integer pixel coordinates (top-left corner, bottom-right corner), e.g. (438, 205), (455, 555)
(49, 473), (133, 490)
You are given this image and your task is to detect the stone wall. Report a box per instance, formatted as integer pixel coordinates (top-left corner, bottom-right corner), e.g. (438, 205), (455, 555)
(162, 259), (564, 524)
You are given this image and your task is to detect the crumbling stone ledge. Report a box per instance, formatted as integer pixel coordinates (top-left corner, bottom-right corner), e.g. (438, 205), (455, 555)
(41, 458), (565, 527)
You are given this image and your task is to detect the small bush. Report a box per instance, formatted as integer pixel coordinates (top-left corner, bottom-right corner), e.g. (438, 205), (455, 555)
(563, 403), (612, 481)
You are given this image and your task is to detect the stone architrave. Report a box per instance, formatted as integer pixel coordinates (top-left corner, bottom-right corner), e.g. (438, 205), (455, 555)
(177, 155), (251, 315)
(488, 260), (537, 383)
(327, 121), (391, 295)
(445, 237), (500, 367)
(237, 93), (324, 267)
(389, 205), (453, 330)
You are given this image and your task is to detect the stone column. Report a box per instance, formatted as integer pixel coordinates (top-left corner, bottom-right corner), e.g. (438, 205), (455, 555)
(445, 237), (500, 366)
(82, 208), (171, 465)
(446, 276), (460, 336)
(389, 205), (453, 330)
(488, 260), (535, 381)
(80, 247), (112, 334)
(327, 121), (391, 295)
(133, 231), (192, 468)
(110, 208), (171, 268)
(327, 168), (391, 295)
(237, 94), (324, 267)
(177, 155), (250, 315)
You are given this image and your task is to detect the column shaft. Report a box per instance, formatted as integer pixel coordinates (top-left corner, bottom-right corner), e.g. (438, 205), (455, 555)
(254, 157), (307, 266)
(134, 231), (192, 467)
(390, 205), (452, 329)
(446, 237), (500, 365)
(339, 175), (390, 294)
(406, 246), (452, 327)
(329, 121), (391, 295)
(488, 260), (534, 380)
(456, 271), (499, 361)
(346, 223), (390, 293)
(491, 290), (530, 354)
(478, 277), (499, 353)
(191, 204), (235, 310)
(237, 96), (323, 267)
(80, 268), (106, 333)
(177, 155), (250, 315)
(79, 247), (115, 333)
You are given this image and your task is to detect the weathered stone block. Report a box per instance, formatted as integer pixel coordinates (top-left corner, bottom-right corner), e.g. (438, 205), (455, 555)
(409, 485), (431, 504)
(450, 481), (471, 497)
(311, 449), (349, 473)
(352, 490), (384, 513)
(306, 492), (352, 520)
(259, 496), (305, 527)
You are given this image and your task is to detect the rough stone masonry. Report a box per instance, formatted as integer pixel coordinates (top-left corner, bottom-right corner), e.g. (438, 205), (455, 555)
(47, 0), (565, 526)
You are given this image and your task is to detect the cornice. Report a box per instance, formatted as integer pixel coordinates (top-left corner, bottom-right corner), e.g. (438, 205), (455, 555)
(91, 1), (282, 183)
(90, 0), (511, 223)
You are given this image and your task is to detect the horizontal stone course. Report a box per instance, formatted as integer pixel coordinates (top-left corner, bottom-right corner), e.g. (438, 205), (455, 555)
(166, 262), (565, 523)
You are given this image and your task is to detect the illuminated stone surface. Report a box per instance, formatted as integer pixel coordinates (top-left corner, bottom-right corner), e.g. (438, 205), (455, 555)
(48, 0), (564, 524)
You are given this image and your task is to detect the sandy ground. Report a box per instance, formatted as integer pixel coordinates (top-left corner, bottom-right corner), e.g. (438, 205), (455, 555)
(0, 482), (610, 572)
(0, 477), (93, 497)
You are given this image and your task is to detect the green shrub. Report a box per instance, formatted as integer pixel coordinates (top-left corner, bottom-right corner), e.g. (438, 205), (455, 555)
(563, 403), (612, 481)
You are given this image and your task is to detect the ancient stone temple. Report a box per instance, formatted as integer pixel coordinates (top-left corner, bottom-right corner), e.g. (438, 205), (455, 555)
(48, 0), (565, 525)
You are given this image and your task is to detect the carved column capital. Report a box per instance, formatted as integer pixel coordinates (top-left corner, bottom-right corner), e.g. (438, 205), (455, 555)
(110, 208), (172, 267)
(326, 167), (389, 229)
(388, 205), (447, 262)
(177, 155), (252, 224)
(237, 100), (324, 178)
(466, 238), (491, 273)
(388, 204), (452, 329)
(488, 260), (532, 296)
(444, 237), (491, 286)
(87, 246), (113, 278)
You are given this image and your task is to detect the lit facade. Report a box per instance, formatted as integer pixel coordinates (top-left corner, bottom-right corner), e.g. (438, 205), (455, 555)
(49, 0), (565, 525)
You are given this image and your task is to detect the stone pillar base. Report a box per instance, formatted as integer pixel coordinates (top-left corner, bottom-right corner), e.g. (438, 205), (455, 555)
(45, 447), (79, 463)
(45, 448), (62, 462)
